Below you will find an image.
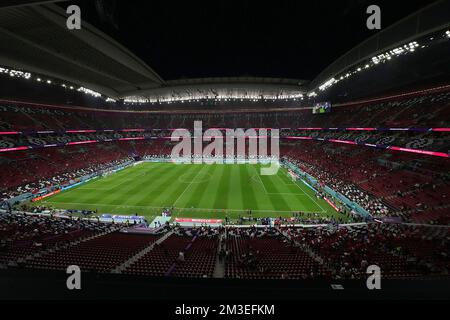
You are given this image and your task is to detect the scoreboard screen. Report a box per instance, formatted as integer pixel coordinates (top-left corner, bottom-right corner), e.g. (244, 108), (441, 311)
(312, 102), (332, 114)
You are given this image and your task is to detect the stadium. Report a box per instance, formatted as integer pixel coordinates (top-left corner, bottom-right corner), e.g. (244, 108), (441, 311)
(0, 0), (449, 303)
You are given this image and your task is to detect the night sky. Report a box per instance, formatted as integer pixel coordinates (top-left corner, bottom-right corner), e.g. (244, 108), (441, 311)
(64, 0), (436, 81)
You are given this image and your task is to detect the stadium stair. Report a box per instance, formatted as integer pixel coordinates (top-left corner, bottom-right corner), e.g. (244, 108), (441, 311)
(212, 233), (225, 278)
(111, 230), (174, 274)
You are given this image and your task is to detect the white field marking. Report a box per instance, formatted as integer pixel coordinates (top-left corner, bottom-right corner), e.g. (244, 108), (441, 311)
(42, 164), (325, 214)
(278, 169), (300, 186)
(250, 168), (307, 196)
(42, 201), (323, 214)
(99, 166), (165, 191)
(250, 174), (307, 196)
(77, 178), (135, 191)
(44, 201), (158, 210)
(104, 171), (153, 189)
(273, 171), (328, 213)
(58, 173), (140, 192)
(284, 172), (327, 213)
(275, 169), (308, 195)
(251, 166), (269, 194)
(172, 165), (207, 207)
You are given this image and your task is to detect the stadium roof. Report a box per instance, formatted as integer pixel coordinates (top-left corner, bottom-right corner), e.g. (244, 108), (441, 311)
(310, 0), (450, 90)
(0, 2), (164, 98)
(124, 77), (306, 101)
(0, 1), (307, 101)
(164, 77), (306, 86)
(0, 0), (448, 102)
(124, 77), (306, 103)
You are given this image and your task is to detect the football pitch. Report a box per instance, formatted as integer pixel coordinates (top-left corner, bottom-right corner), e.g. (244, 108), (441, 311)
(37, 162), (340, 221)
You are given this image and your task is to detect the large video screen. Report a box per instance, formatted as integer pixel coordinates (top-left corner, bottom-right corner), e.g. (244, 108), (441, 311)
(312, 102), (332, 114)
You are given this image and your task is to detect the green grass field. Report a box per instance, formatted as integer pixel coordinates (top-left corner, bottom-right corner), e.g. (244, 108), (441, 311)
(36, 162), (340, 221)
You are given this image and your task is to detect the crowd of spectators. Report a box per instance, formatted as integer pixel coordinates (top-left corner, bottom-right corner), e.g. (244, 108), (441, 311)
(1, 89), (448, 131)
(285, 223), (449, 279)
(1, 157), (133, 203)
(285, 156), (390, 217)
(0, 212), (115, 259)
(1, 209), (448, 280)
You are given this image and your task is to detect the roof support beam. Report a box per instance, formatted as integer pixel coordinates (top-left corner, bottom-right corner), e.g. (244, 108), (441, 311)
(0, 25), (135, 95)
